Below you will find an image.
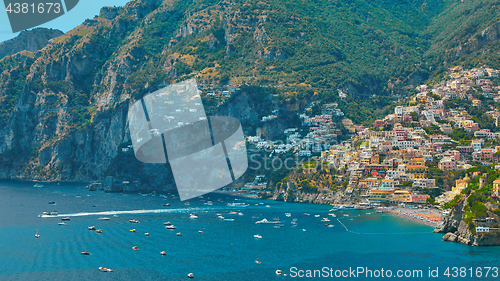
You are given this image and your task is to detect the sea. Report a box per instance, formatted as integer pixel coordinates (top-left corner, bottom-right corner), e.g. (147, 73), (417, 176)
(1, 180), (499, 280)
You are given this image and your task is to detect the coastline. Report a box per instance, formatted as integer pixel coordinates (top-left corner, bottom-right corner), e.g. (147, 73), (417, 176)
(381, 207), (442, 228)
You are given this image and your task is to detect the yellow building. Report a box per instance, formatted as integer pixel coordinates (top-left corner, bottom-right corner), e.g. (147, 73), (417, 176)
(453, 175), (470, 194)
(406, 163), (428, 179)
(493, 179), (500, 196)
(391, 190), (412, 203)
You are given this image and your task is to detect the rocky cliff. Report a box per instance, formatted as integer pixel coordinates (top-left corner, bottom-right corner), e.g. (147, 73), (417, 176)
(0, 28), (64, 59)
(436, 197), (500, 246)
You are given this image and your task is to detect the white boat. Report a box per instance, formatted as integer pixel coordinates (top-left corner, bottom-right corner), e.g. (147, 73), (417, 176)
(227, 203), (249, 207)
(321, 218), (330, 222)
(255, 218), (280, 224)
(165, 225), (176, 229)
(189, 214), (198, 219)
(35, 232), (40, 238)
(224, 218), (235, 222)
(237, 212), (244, 216)
(58, 222), (67, 225)
(328, 213), (336, 217)
(34, 184), (44, 188)
(276, 270), (282, 275)
(285, 213), (291, 217)
(254, 234), (262, 239)
(98, 217), (110, 220)
(99, 267), (113, 272)
(265, 205), (270, 208)
(129, 219), (140, 223)
(314, 215), (320, 217)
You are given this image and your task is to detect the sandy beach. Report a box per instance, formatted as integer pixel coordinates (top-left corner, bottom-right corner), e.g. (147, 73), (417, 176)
(381, 207), (443, 228)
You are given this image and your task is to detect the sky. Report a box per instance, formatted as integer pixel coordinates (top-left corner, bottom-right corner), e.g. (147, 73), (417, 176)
(0, 0), (132, 43)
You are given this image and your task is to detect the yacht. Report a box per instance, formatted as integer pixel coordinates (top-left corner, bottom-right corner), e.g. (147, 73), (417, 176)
(81, 252), (90, 255)
(227, 202), (249, 207)
(96, 229), (102, 233)
(129, 219), (140, 223)
(163, 222), (172, 225)
(58, 222), (66, 225)
(165, 225), (176, 229)
(321, 218), (330, 222)
(130, 229), (137, 232)
(88, 226), (96, 230)
(99, 267), (112, 272)
(160, 251), (166, 255)
(189, 214), (198, 219)
(254, 234), (262, 239)
(35, 232), (40, 238)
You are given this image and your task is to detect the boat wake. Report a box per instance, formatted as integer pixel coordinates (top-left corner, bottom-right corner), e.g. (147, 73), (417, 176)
(40, 207), (225, 218)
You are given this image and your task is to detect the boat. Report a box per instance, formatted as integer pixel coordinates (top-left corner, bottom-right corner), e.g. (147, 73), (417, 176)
(227, 202), (249, 207)
(163, 203), (170, 206)
(276, 270), (282, 275)
(88, 226), (96, 230)
(166, 225), (176, 229)
(376, 210), (383, 213)
(328, 213), (336, 217)
(163, 222), (172, 225)
(343, 214), (349, 217)
(188, 273), (194, 278)
(321, 218), (330, 222)
(204, 201), (213, 205)
(255, 218), (280, 224)
(229, 211), (238, 215)
(198, 230), (204, 233)
(176, 232), (182, 236)
(314, 215), (320, 218)
(98, 217), (110, 220)
(96, 229), (102, 233)
(217, 216), (225, 219)
(48, 201), (56, 205)
(303, 213), (310, 216)
(224, 218), (235, 222)
(99, 267), (112, 272)
(254, 234), (262, 239)
(113, 215), (119, 217)
(61, 217), (71, 221)
(81, 252), (90, 255)
(145, 233), (150, 236)
(255, 255), (261, 264)
(35, 232), (40, 238)
(34, 184), (44, 188)
(265, 205), (270, 208)
(132, 246), (138, 250)
(285, 213), (291, 217)
(189, 214), (198, 219)
(160, 251), (166, 255)
(129, 219), (140, 223)
(50, 211), (58, 216)
(58, 222), (67, 225)
(130, 229), (137, 232)
(238, 212), (244, 216)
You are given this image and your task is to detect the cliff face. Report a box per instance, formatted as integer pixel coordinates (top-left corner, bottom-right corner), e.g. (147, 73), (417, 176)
(0, 28), (64, 59)
(436, 197), (500, 246)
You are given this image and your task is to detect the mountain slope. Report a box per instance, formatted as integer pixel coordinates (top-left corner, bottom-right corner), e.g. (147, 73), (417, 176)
(0, 0), (499, 185)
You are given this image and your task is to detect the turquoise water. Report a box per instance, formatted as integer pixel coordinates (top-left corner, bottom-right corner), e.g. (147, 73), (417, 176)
(1, 180), (500, 280)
